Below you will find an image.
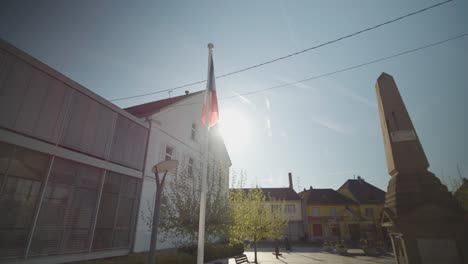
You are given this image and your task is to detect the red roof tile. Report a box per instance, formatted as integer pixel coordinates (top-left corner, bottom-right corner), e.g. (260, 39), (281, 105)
(338, 179), (385, 204)
(124, 91), (204, 118)
(298, 188), (357, 205)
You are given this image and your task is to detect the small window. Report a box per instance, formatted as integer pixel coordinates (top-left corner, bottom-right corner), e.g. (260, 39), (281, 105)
(329, 208), (337, 216)
(365, 208), (374, 217)
(285, 204), (296, 214)
(312, 207), (319, 216)
(271, 204), (281, 212)
(191, 123), (197, 141)
(165, 146), (173, 161)
(188, 158), (194, 177)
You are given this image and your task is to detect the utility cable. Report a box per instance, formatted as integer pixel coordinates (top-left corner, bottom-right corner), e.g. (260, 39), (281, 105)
(109, 0), (453, 101)
(156, 32), (468, 111)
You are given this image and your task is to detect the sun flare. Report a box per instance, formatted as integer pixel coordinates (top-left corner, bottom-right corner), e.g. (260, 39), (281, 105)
(219, 109), (250, 151)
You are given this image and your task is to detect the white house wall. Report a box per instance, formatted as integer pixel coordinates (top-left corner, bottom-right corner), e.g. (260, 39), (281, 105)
(133, 93), (231, 252)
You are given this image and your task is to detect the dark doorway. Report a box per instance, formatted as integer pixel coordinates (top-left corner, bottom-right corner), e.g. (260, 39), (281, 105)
(313, 224), (323, 237)
(348, 224), (360, 241)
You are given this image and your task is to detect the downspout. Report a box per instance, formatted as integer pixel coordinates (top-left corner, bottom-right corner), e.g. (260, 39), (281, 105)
(130, 117), (152, 253)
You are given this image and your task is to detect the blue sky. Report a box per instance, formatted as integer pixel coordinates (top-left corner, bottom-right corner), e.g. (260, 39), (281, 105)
(1, 0), (467, 191)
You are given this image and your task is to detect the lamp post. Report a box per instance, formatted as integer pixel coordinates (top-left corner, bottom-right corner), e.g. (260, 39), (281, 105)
(148, 159), (178, 264)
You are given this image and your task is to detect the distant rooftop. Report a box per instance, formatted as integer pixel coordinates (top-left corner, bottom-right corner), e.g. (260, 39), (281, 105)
(299, 188), (357, 205)
(232, 188), (302, 201)
(124, 91), (204, 118)
(338, 177), (386, 204)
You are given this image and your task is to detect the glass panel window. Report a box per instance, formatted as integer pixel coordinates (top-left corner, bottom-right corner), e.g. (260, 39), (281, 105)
(329, 208), (337, 216)
(92, 172), (139, 250)
(0, 146), (50, 258)
(30, 158), (101, 255)
(365, 207), (374, 218)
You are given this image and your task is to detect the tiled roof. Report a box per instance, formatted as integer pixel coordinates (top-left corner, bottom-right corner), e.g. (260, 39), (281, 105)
(338, 179), (386, 204)
(298, 188), (357, 205)
(232, 188), (302, 201)
(124, 91), (204, 118)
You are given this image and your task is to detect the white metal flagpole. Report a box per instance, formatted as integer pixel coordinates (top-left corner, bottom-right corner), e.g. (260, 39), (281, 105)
(197, 43), (214, 264)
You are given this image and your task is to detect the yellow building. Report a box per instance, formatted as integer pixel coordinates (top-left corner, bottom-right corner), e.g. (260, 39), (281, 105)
(299, 177), (385, 242)
(338, 176), (386, 241)
(299, 188), (359, 241)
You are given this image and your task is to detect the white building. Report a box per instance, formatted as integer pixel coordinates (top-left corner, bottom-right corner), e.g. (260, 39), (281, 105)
(232, 173), (305, 241)
(124, 92), (231, 252)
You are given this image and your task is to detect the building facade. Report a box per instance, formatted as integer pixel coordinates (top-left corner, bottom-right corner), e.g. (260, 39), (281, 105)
(0, 39), (148, 263)
(337, 176), (385, 241)
(299, 177), (385, 242)
(235, 173), (304, 241)
(299, 188), (359, 241)
(124, 91), (232, 251)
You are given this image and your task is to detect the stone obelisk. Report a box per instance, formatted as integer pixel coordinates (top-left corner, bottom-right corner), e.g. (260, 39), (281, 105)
(376, 73), (466, 264)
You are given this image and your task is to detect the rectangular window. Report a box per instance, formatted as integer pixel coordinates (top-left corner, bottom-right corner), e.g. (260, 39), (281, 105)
(0, 144), (50, 258)
(191, 123), (197, 141)
(285, 204), (296, 214)
(30, 157), (102, 255)
(271, 204), (281, 212)
(312, 207), (319, 216)
(92, 171), (139, 250)
(330, 208), (337, 216)
(188, 158), (194, 177)
(365, 208), (374, 217)
(165, 146), (173, 161)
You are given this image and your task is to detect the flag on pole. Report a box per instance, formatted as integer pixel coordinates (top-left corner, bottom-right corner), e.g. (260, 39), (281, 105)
(197, 43), (217, 264)
(201, 46), (219, 128)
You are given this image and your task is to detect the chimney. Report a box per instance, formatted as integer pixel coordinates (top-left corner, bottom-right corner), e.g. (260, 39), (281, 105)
(310, 185), (313, 190)
(288, 172), (293, 189)
(357, 175), (364, 183)
(185, 90), (190, 95)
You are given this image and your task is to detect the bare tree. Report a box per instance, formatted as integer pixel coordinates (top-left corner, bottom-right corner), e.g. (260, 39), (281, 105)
(141, 160), (230, 246)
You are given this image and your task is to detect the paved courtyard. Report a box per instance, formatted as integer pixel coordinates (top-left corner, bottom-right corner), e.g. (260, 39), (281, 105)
(227, 247), (395, 264)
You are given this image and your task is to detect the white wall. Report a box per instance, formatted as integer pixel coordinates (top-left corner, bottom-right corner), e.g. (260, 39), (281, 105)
(133, 93), (231, 252)
(266, 200), (303, 221)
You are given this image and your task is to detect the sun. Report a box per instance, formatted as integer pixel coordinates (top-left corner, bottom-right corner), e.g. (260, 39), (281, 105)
(219, 109), (250, 151)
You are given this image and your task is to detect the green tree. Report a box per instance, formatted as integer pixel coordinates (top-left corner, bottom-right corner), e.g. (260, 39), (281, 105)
(229, 173), (288, 264)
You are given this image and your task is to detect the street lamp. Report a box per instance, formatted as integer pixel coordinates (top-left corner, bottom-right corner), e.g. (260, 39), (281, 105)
(148, 159), (178, 264)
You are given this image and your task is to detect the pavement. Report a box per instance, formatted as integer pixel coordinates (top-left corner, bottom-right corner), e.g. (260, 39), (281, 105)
(227, 247), (396, 264)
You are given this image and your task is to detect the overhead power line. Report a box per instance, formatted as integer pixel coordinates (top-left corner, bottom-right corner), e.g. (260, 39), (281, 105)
(161, 33), (468, 110)
(220, 33), (468, 100)
(110, 0), (453, 102)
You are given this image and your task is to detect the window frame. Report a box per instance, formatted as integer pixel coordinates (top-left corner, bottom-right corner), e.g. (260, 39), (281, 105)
(164, 145), (174, 161)
(312, 207), (319, 217)
(190, 123), (197, 141)
(329, 207), (337, 217)
(187, 157), (194, 177)
(365, 207), (374, 218)
(285, 204), (296, 214)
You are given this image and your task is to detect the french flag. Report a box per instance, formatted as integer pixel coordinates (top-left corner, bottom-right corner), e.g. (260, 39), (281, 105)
(201, 46), (219, 128)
